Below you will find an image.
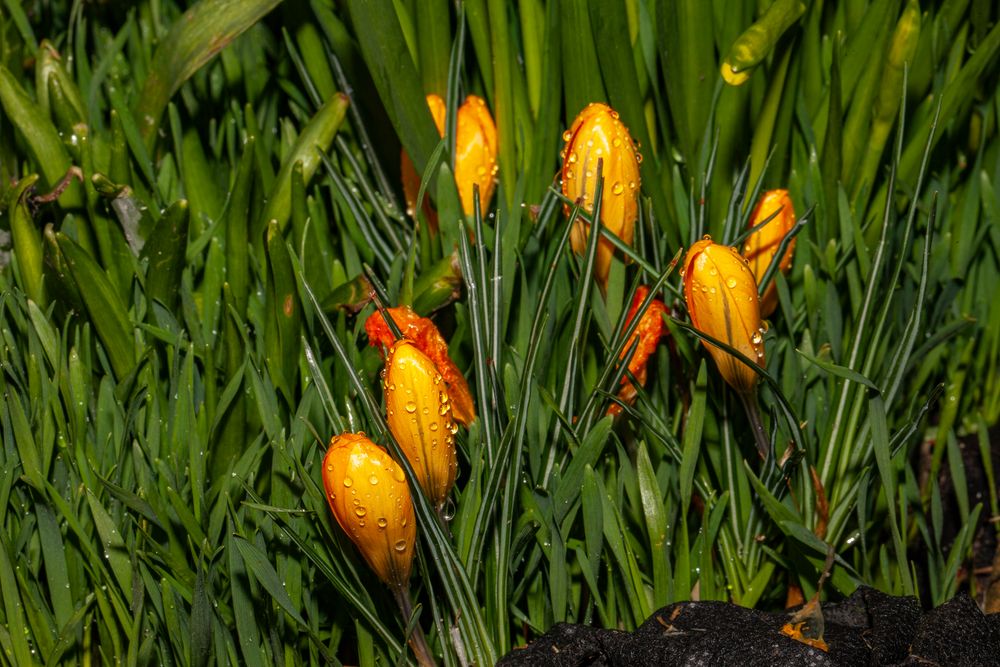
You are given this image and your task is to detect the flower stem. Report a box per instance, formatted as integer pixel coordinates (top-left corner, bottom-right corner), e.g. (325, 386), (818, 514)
(739, 390), (770, 461)
(392, 585), (437, 667)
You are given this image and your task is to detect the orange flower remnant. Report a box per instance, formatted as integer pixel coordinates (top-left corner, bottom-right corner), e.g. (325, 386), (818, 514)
(609, 286), (668, 416)
(365, 305), (476, 425)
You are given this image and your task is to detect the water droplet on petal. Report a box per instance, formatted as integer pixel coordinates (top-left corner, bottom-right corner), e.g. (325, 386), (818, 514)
(612, 182), (624, 195)
(405, 401), (416, 413)
(726, 278), (737, 289)
(343, 477), (353, 488)
(394, 540), (407, 552)
(369, 474), (379, 485)
(355, 506), (367, 518)
(377, 518), (388, 529)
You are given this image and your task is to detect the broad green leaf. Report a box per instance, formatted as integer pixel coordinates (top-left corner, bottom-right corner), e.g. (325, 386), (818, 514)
(136, 0), (283, 142)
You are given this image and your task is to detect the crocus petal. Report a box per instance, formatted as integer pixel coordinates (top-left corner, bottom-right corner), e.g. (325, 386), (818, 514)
(322, 433), (416, 589)
(742, 189), (796, 317)
(561, 102), (641, 290)
(683, 239), (765, 394)
(454, 95), (498, 216)
(384, 340), (458, 511)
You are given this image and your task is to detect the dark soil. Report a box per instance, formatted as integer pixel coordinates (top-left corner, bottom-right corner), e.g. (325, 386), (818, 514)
(499, 587), (1000, 666)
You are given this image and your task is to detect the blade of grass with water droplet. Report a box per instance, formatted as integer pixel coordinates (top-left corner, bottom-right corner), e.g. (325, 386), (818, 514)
(135, 0), (282, 143)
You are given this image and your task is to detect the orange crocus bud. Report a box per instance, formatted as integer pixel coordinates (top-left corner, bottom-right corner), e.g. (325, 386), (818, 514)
(384, 340), (458, 510)
(400, 93), (498, 223)
(322, 433), (416, 589)
(561, 102), (641, 290)
(742, 189), (796, 317)
(609, 286), (668, 416)
(682, 239), (765, 395)
(365, 306), (476, 425)
(454, 95), (498, 216)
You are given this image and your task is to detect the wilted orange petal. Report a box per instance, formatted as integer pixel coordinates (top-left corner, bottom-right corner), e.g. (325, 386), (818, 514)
(609, 286), (668, 416)
(365, 306), (476, 425)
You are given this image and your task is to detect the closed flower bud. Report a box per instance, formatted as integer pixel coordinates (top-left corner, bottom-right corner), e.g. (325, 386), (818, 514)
(384, 340), (458, 511)
(609, 286), (668, 416)
(454, 95), (498, 216)
(561, 102), (641, 290)
(365, 306), (476, 425)
(682, 239), (765, 394)
(401, 93), (498, 224)
(322, 433), (416, 589)
(742, 189), (796, 317)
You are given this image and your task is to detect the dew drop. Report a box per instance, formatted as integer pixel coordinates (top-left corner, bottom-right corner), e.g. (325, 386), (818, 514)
(405, 401), (417, 413)
(355, 506), (367, 518)
(726, 278), (737, 289)
(394, 540), (407, 552)
(611, 182), (624, 195)
(377, 518), (388, 529)
(562, 130), (573, 142)
(343, 477), (353, 488)
(369, 474), (379, 486)
(751, 332), (763, 345)
(429, 422), (439, 432)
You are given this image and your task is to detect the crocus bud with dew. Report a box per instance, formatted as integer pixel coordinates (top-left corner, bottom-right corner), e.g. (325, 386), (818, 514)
(682, 239), (766, 395)
(561, 102), (641, 291)
(384, 340), (458, 511)
(401, 93), (498, 224)
(742, 189), (796, 317)
(609, 286), (668, 417)
(453, 95), (498, 215)
(365, 305), (475, 425)
(322, 433), (416, 589)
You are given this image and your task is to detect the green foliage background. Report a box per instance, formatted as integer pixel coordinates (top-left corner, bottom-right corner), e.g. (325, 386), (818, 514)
(1, 0), (999, 664)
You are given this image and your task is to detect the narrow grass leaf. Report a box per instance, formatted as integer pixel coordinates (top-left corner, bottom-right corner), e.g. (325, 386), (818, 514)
(233, 535), (306, 626)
